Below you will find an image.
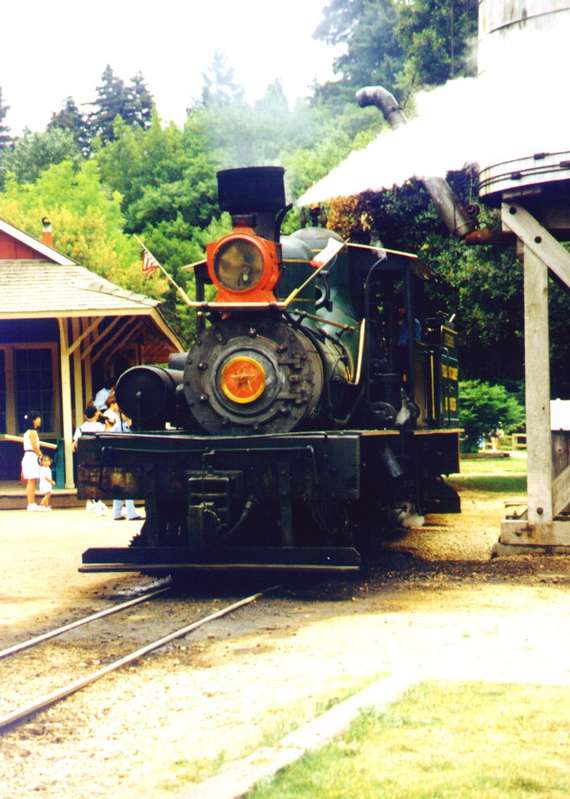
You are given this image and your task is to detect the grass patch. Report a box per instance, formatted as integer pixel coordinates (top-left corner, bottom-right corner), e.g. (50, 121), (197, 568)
(159, 675), (383, 791)
(161, 751), (227, 790)
(250, 682), (570, 799)
(456, 457), (527, 476)
(450, 475), (527, 493)
(257, 674), (384, 750)
(449, 455), (527, 493)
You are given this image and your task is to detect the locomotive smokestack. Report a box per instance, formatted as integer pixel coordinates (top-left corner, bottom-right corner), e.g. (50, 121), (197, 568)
(356, 86), (477, 239)
(217, 166), (287, 241)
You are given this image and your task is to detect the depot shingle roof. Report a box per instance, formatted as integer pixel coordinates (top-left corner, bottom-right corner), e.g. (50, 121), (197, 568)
(0, 259), (159, 318)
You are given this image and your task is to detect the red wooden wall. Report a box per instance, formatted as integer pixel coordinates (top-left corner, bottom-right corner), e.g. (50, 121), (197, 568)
(0, 230), (48, 260)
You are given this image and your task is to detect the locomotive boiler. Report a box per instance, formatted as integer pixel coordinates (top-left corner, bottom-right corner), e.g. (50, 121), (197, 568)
(78, 165), (461, 574)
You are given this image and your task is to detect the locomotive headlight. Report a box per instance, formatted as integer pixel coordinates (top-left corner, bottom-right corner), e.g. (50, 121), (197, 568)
(214, 238), (264, 292)
(220, 356), (266, 404)
(206, 228), (281, 303)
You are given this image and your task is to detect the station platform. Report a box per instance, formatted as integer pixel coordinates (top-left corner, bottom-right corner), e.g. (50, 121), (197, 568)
(0, 481), (84, 510)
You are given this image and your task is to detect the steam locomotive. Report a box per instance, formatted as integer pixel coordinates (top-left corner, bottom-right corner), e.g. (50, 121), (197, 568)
(78, 165), (460, 574)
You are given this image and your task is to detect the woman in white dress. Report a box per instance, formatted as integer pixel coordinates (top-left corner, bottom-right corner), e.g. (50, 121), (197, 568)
(21, 412), (42, 511)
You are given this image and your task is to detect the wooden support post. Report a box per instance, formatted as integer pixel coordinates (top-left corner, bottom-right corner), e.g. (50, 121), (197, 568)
(523, 245), (553, 525)
(58, 319), (75, 489)
(84, 351), (93, 407)
(82, 317), (94, 404)
(498, 203), (570, 550)
(72, 318), (83, 430)
(4, 347), (15, 434)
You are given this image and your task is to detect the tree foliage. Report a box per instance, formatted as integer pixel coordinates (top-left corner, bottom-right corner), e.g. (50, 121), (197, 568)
(1, 128), (82, 184)
(0, 1), (565, 374)
(395, 0), (478, 93)
(314, 0), (478, 102)
(0, 159), (165, 298)
(89, 65), (155, 144)
(314, 0), (404, 105)
(0, 86), (11, 152)
(48, 97), (91, 156)
(198, 51), (245, 108)
(459, 380), (525, 452)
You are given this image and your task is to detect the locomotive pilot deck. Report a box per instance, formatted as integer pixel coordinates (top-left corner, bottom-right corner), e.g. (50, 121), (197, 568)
(78, 426), (460, 573)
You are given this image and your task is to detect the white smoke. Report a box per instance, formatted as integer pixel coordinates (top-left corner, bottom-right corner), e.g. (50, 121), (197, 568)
(298, 18), (570, 205)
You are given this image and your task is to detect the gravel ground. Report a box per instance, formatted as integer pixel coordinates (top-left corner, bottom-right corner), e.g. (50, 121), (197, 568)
(1, 489), (570, 799)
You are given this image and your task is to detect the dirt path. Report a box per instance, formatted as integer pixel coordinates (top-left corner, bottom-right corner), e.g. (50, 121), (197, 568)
(1, 493), (570, 799)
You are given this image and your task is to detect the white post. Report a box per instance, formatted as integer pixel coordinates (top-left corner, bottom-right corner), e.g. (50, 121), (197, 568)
(523, 245), (553, 525)
(72, 318), (83, 429)
(58, 319), (75, 489)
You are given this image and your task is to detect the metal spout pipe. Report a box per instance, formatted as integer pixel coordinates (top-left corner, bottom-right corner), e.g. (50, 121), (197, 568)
(356, 86), (477, 239)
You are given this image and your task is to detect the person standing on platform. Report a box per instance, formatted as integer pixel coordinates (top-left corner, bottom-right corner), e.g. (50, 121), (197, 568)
(73, 404), (106, 515)
(93, 378), (115, 412)
(21, 412), (42, 511)
(107, 400), (143, 522)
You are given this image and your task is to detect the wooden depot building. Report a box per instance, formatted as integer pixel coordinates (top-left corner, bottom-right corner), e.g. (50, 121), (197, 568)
(0, 217), (183, 493)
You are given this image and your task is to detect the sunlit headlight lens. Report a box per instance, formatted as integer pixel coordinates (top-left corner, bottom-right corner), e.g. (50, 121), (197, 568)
(220, 356), (266, 404)
(214, 239), (264, 292)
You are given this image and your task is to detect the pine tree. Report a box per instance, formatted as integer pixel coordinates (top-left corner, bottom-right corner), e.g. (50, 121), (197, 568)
(314, 0), (404, 102)
(200, 51), (244, 107)
(124, 72), (153, 129)
(0, 86), (12, 151)
(89, 65), (128, 143)
(48, 96), (91, 156)
(313, 0), (477, 102)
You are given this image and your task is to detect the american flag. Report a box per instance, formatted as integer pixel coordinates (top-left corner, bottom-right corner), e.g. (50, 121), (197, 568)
(141, 247), (160, 276)
(310, 237), (345, 268)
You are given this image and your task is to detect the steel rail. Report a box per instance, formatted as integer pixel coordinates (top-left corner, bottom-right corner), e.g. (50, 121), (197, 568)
(0, 586), (171, 661)
(0, 585), (277, 732)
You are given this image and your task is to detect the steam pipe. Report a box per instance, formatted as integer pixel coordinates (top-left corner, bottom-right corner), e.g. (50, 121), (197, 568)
(356, 86), (477, 239)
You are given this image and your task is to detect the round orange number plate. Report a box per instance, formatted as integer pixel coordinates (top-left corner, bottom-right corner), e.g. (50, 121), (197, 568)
(220, 356), (266, 404)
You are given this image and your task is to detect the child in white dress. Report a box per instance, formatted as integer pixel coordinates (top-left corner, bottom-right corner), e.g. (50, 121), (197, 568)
(38, 455), (55, 511)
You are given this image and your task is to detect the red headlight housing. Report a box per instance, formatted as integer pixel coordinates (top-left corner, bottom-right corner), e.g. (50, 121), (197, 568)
(206, 227), (281, 303)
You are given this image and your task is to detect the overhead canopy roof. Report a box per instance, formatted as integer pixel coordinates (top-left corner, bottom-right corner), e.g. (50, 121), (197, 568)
(0, 259), (184, 356)
(0, 259), (159, 317)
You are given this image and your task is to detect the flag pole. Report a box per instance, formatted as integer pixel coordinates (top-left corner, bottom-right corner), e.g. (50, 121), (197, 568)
(282, 239), (348, 308)
(134, 235), (194, 307)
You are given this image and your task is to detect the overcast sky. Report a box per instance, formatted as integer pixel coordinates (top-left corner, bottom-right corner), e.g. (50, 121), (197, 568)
(1, 0), (337, 134)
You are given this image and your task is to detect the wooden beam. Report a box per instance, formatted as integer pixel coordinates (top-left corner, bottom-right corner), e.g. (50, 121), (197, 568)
(102, 321), (143, 366)
(553, 462), (570, 516)
(92, 318), (139, 365)
(1, 434), (57, 450)
(0, 308), (157, 321)
(150, 309), (185, 352)
(499, 519), (570, 547)
(502, 202), (570, 290)
(81, 317), (121, 360)
(84, 335), (93, 406)
(72, 318), (83, 429)
(523, 244), (553, 524)
(3, 347), (15, 434)
(67, 316), (103, 357)
(58, 319), (75, 488)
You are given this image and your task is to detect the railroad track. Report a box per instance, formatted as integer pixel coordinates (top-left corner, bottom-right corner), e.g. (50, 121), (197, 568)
(0, 584), (277, 732)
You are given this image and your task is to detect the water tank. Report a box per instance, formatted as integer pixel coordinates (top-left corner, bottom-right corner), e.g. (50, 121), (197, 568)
(477, 1), (570, 214)
(478, 0), (570, 76)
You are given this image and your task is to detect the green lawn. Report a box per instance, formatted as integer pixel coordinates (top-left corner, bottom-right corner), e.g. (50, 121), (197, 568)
(450, 455), (527, 493)
(456, 456), (528, 475)
(250, 682), (570, 799)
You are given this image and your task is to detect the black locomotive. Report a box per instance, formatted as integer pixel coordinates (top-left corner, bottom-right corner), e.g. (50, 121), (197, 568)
(78, 165), (460, 574)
